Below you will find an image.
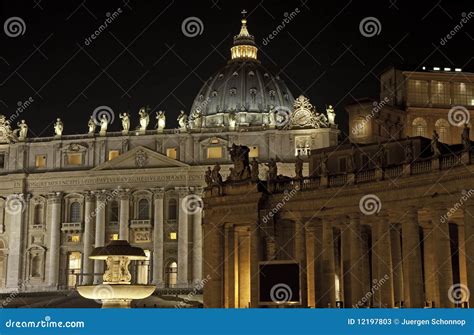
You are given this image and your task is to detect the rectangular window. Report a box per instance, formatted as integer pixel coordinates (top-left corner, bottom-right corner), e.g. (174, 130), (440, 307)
(431, 80), (450, 105)
(453, 82), (474, 106)
(170, 232), (177, 240)
(110, 233), (119, 241)
(67, 153), (82, 166)
(35, 155), (47, 168)
(0, 153), (5, 169)
(166, 148), (177, 159)
(207, 146), (222, 159)
(407, 80), (429, 106)
(108, 150), (120, 161)
(249, 146), (259, 158)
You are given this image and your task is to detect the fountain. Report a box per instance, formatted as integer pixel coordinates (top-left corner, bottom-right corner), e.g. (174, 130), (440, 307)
(77, 240), (155, 308)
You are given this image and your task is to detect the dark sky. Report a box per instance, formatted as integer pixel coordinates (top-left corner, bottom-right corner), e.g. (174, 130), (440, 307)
(0, 0), (472, 137)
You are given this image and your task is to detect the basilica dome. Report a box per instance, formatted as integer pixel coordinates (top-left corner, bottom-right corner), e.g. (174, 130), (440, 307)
(189, 16), (295, 128)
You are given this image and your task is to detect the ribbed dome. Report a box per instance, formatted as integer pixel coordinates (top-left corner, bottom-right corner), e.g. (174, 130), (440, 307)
(188, 15), (295, 128)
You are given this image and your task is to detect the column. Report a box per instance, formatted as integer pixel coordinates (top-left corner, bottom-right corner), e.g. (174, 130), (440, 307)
(390, 224), (404, 307)
(224, 225), (236, 308)
(320, 218), (336, 307)
(176, 187), (189, 287)
(5, 194), (27, 290)
(249, 221), (262, 308)
(119, 189), (130, 240)
(464, 203), (474, 308)
(431, 207), (454, 308)
(93, 191), (107, 284)
(203, 218), (224, 308)
(81, 192), (95, 285)
(192, 188), (203, 284)
(46, 192), (62, 288)
(401, 207), (424, 307)
(152, 188), (164, 286)
(294, 220), (308, 307)
(372, 214), (394, 307)
(306, 224), (316, 307)
(347, 214), (363, 307)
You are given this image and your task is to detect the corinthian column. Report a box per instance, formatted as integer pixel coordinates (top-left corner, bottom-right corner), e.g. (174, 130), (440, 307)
(93, 191), (107, 284)
(152, 188), (164, 287)
(46, 192), (62, 288)
(295, 219), (308, 307)
(118, 189), (130, 240)
(464, 202), (474, 308)
(5, 193), (28, 290)
(320, 217), (336, 307)
(192, 188), (204, 284)
(82, 192), (95, 285)
(176, 187), (189, 287)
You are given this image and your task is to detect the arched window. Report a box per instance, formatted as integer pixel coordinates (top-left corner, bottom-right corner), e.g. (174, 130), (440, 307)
(435, 118), (450, 143)
(31, 254), (41, 277)
(34, 204), (43, 225)
(352, 117), (368, 137)
(166, 261), (178, 288)
(138, 199), (150, 220)
(168, 199), (177, 220)
(412, 117), (427, 137)
(70, 202), (81, 222)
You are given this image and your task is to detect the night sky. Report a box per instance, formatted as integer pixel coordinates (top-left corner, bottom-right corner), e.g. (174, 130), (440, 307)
(0, 0), (472, 138)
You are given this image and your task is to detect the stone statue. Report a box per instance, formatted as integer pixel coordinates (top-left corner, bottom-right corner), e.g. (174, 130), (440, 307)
(205, 167), (212, 186)
(295, 155), (303, 179)
(119, 113), (130, 133)
(228, 111), (237, 130)
(54, 118), (63, 136)
(138, 107), (149, 132)
(99, 114), (108, 135)
(326, 105), (336, 125)
(405, 140), (414, 163)
(320, 153), (328, 176)
(156, 111), (166, 132)
(250, 158), (259, 181)
(431, 130), (440, 157)
(88, 116), (96, 134)
(16, 120), (28, 140)
(227, 144), (251, 181)
(177, 110), (188, 130)
(266, 158), (278, 181)
(211, 163), (223, 185)
(268, 107), (276, 128)
(462, 123), (471, 151)
(0, 115), (14, 143)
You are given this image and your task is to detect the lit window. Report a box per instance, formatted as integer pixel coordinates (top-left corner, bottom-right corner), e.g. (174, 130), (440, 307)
(170, 232), (177, 240)
(67, 153), (82, 165)
(211, 139), (219, 144)
(108, 150), (120, 161)
(412, 117), (428, 137)
(207, 146), (222, 159)
(68, 235), (80, 243)
(35, 155), (46, 168)
(110, 234), (119, 241)
(70, 202), (81, 222)
(249, 146), (259, 158)
(166, 148), (177, 159)
(435, 119), (450, 143)
(353, 118), (368, 137)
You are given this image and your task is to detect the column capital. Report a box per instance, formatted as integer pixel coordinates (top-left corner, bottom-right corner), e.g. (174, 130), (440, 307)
(175, 186), (190, 198)
(84, 191), (95, 202)
(46, 192), (63, 204)
(151, 187), (165, 199)
(93, 190), (109, 202)
(117, 188), (131, 200)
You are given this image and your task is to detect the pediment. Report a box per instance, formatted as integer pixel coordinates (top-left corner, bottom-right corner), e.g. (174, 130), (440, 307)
(92, 146), (189, 171)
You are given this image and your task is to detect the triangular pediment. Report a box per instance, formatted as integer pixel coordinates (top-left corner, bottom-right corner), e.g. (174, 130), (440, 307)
(92, 146), (189, 171)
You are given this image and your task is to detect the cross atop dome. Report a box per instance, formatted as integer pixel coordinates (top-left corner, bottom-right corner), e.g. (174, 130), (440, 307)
(231, 10), (258, 61)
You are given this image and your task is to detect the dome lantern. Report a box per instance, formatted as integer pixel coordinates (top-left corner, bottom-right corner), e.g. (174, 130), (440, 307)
(231, 10), (258, 61)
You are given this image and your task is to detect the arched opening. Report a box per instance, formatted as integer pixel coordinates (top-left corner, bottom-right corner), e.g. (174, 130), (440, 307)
(34, 204), (43, 225)
(435, 118), (450, 143)
(412, 117), (427, 138)
(166, 261), (178, 288)
(67, 251), (82, 288)
(69, 202), (81, 222)
(138, 199), (150, 220)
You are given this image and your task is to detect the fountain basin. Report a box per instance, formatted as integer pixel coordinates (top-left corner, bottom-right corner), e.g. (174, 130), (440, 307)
(77, 284), (156, 308)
